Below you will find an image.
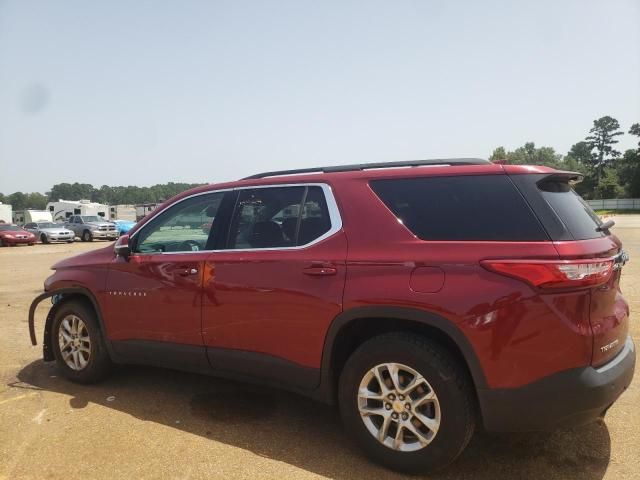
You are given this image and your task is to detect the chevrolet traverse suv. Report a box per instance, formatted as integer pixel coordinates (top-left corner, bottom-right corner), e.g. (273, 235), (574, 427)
(29, 159), (635, 473)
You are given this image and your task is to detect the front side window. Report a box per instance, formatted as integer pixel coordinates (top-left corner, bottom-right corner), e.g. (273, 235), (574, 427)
(135, 192), (224, 253)
(228, 185), (333, 249)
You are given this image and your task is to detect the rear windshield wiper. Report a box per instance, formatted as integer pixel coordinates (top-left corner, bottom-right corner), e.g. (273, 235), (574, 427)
(596, 219), (615, 232)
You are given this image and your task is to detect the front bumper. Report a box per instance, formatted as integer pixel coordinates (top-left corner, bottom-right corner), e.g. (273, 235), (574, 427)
(478, 335), (636, 432)
(47, 234), (74, 242)
(91, 230), (118, 239)
(3, 237), (33, 245)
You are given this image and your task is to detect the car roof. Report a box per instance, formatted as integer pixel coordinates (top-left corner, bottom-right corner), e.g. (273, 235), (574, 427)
(131, 161), (563, 234)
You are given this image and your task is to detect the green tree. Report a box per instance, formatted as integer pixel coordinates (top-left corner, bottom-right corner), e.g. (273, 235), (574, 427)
(629, 123), (640, 147)
(8, 192), (28, 210)
(47, 183), (95, 202)
(585, 116), (624, 181)
(617, 123), (640, 197)
(489, 146), (507, 161)
(26, 192), (47, 209)
(488, 142), (562, 168)
(594, 168), (623, 199)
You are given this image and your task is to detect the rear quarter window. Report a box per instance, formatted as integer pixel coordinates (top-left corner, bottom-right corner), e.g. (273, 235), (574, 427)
(370, 175), (549, 241)
(536, 180), (605, 240)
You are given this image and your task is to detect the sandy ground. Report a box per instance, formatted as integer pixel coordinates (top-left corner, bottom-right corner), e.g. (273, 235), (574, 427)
(0, 219), (638, 480)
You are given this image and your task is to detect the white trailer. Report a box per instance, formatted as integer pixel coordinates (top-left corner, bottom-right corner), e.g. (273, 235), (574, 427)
(0, 203), (12, 224)
(12, 210), (53, 225)
(46, 199), (109, 223)
(108, 204), (137, 221)
(135, 203), (159, 221)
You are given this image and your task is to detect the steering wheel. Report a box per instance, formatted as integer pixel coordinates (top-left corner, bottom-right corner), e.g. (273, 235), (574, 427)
(179, 239), (201, 252)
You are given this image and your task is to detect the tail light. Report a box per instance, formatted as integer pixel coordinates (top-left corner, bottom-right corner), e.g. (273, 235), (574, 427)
(481, 259), (614, 289)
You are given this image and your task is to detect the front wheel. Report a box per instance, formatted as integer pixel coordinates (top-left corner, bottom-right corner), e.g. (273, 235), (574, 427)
(51, 300), (112, 383)
(81, 230), (92, 242)
(338, 333), (475, 474)
(41, 233), (49, 244)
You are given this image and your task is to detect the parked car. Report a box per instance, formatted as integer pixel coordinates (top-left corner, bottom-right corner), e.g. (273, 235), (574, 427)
(64, 215), (118, 242)
(0, 224), (35, 246)
(28, 159), (635, 474)
(24, 222), (75, 244)
(111, 219), (136, 235)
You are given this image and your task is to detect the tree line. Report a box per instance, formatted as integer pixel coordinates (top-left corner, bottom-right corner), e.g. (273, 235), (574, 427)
(0, 182), (204, 211)
(490, 116), (640, 199)
(2, 115), (639, 210)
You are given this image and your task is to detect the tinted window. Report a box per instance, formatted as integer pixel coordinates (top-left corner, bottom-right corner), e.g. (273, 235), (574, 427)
(537, 180), (604, 240)
(230, 187), (305, 249)
(228, 186), (333, 249)
(299, 187), (332, 245)
(135, 192), (224, 253)
(370, 175), (548, 241)
(0, 225), (21, 231)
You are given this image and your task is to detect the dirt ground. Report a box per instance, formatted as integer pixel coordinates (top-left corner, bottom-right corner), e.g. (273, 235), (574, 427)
(1, 218), (638, 480)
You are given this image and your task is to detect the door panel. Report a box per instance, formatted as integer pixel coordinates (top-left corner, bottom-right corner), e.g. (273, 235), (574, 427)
(202, 233), (347, 368)
(104, 253), (207, 344)
(103, 190), (228, 346)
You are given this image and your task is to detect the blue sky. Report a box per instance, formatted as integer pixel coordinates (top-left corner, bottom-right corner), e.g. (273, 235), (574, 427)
(0, 0), (639, 193)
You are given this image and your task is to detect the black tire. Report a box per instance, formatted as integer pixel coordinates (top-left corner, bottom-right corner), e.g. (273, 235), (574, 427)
(51, 299), (112, 383)
(0, 238), (4, 247)
(82, 230), (92, 242)
(338, 332), (475, 474)
(67, 240), (74, 243)
(41, 233), (49, 244)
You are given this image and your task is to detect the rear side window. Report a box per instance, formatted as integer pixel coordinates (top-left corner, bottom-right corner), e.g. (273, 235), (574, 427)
(370, 175), (548, 241)
(537, 180), (604, 240)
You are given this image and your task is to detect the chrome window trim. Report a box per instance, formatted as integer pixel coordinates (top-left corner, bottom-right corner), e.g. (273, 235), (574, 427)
(129, 183), (342, 255)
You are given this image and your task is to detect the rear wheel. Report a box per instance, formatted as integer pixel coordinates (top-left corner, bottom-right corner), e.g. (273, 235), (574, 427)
(51, 300), (112, 383)
(81, 230), (92, 242)
(338, 332), (475, 474)
(40, 233), (49, 244)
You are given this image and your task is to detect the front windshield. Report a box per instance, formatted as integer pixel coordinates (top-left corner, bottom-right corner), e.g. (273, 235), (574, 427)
(0, 225), (22, 231)
(80, 216), (103, 222)
(37, 222), (57, 228)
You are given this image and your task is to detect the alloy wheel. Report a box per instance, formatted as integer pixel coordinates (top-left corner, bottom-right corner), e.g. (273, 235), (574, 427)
(357, 362), (441, 452)
(58, 315), (91, 371)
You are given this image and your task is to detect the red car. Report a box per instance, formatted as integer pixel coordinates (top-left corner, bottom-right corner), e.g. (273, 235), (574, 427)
(0, 224), (36, 246)
(28, 159), (635, 473)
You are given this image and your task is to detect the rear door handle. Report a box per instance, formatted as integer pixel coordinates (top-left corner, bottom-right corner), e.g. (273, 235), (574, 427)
(303, 265), (337, 276)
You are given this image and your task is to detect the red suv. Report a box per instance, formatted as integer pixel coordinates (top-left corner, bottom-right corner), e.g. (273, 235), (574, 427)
(28, 159), (635, 473)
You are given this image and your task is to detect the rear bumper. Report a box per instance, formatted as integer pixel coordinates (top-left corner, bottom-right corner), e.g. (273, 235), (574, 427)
(478, 335), (635, 432)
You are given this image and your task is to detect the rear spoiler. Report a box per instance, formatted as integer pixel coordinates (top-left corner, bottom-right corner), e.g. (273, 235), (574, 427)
(538, 170), (584, 185)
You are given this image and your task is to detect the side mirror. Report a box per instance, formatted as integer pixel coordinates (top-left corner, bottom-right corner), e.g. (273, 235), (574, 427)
(114, 234), (131, 259)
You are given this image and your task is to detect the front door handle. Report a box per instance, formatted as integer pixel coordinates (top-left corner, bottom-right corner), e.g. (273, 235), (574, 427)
(303, 265), (337, 276)
(177, 267), (199, 277)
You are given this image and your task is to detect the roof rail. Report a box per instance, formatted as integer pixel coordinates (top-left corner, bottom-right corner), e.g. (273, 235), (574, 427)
(242, 158), (490, 180)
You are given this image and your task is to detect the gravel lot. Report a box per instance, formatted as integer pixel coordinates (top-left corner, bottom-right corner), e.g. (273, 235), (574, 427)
(1, 219), (638, 480)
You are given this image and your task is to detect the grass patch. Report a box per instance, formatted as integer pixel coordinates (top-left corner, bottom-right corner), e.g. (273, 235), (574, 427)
(595, 209), (640, 215)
